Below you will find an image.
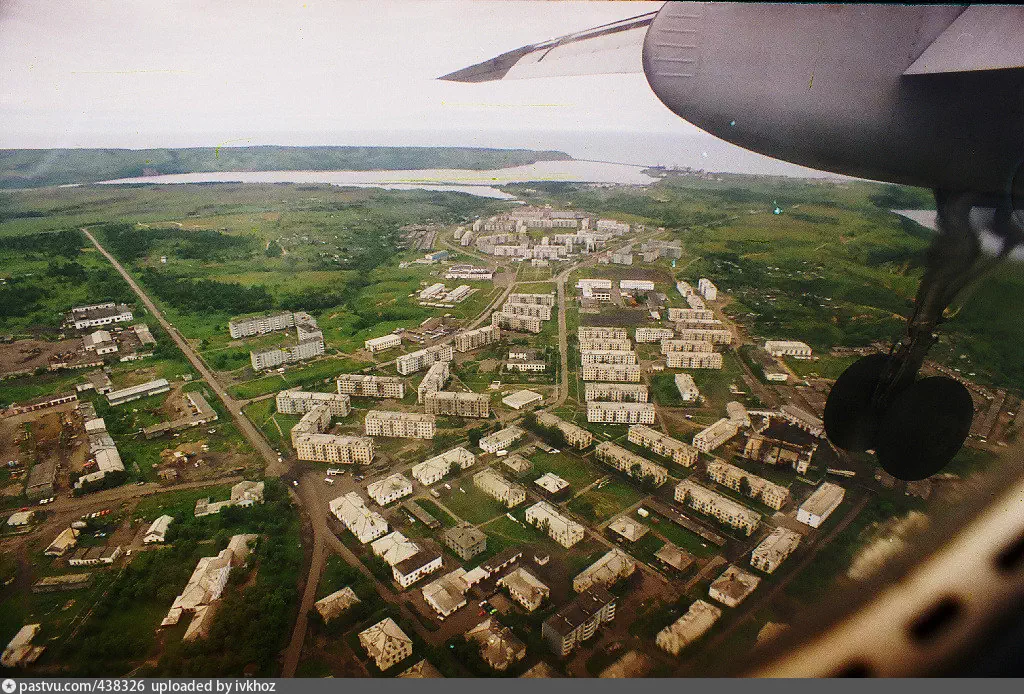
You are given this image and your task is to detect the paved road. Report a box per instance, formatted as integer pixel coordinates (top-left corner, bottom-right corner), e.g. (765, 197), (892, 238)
(81, 228), (286, 478)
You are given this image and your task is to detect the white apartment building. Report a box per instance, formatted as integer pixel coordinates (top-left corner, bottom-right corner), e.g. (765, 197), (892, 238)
(525, 501), (585, 548)
(69, 303), (134, 330)
(364, 411), (436, 439)
(454, 324), (500, 352)
(620, 279), (655, 291)
(294, 433), (374, 465)
(675, 373), (700, 402)
(337, 374), (405, 399)
(371, 531), (420, 568)
(229, 311), (294, 339)
(576, 278), (613, 292)
(276, 389), (351, 418)
(635, 327), (675, 343)
(411, 447), (475, 486)
(750, 527), (801, 574)
(365, 334), (402, 353)
(693, 418), (740, 452)
(536, 412), (594, 449)
(677, 281), (695, 297)
(479, 426), (525, 453)
(501, 302), (552, 320)
(656, 600), (722, 655)
(584, 382), (649, 403)
(506, 359), (546, 373)
(596, 219), (630, 235)
(573, 549), (636, 593)
(446, 265), (493, 280)
(675, 318), (726, 330)
(367, 473), (414, 506)
(417, 361), (450, 403)
(424, 391), (490, 418)
(698, 278), (718, 300)
(581, 364), (642, 382)
(675, 480), (761, 536)
(581, 349), (637, 366)
(668, 307), (715, 322)
(330, 493), (389, 543)
(797, 482), (846, 528)
(396, 344), (453, 375)
(706, 460), (790, 510)
(594, 442), (668, 486)
(498, 568), (550, 612)
(578, 326), (628, 341)
(666, 351), (724, 370)
(251, 336), (325, 371)
(507, 293), (555, 307)
(359, 618), (413, 671)
(686, 294), (707, 310)
(661, 339), (715, 354)
(586, 402), (656, 425)
(492, 311), (542, 334)
(473, 469), (527, 508)
(578, 338), (633, 351)
(627, 425), (698, 467)
(674, 328), (732, 345)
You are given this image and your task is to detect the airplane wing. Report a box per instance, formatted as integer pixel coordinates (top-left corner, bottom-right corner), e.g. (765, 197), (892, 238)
(903, 5), (1024, 75)
(438, 11), (656, 82)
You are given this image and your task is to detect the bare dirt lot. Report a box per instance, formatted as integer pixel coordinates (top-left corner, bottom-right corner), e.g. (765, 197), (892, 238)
(0, 338), (79, 377)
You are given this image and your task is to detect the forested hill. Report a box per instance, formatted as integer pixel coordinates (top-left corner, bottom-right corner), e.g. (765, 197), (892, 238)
(0, 145), (573, 188)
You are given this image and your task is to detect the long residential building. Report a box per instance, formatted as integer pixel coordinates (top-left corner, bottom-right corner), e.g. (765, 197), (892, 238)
(454, 324), (501, 352)
(542, 587), (616, 656)
(424, 391), (490, 418)
(627, 425), (698, 467)
(578, 326), (628, 341)
(291, 403), (374, 463)
(525, 501), (585, 548)
(473, 469), (527, 507)
(668, 307), (715, 322)
(676, 319), (725, 331)
(584, 382), (648, 403)
(594, 442), (668, 486)
(330, 492), (389, 543)
(276, 389), (351, 417)
(337, 374), (405, 399)
(578, 338), (633, 351)
(581, 363), (642, 382)
(686, 294), (706, 310)
(665, 351), (723, 369)
(634, 327), (675, 343)
(491, 311), (542, 334)
(586, 402), (656, 425)
(656, 600), (722, 656)
(251, 336), (325, 370)
(396, 344), (453, 375)
(479, 425), (525, 453)
(229, 311), (294, 339)
(698, 278), (718, 300)
(674, 328), (732, 345)
(364, 411), (436, 439)
(693, 418), (740, 452)
(411, 447), (476, 485)
(675, 480), (761, 536)
(536, 412), (593, 449)
(572, 549), (636, 593)
(501, 302), (552, 320)
(675, 373), (700, 401)
(580, 349), (637, 366)
(750, 527), (801, 574)
(365, 334), (402, 353)
(507, 292), (555, 307)
(661, 339), (715, 354)
(417, 361), (450, 403)
(707, 459), (790, 510)
(68, 302), (133, 330)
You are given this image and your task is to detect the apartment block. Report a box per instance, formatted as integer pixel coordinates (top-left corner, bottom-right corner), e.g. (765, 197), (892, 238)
(275, 389), (351, 418)
(674, 373), (700, 402)
(294, 433), (374, 465)
(675, 328), (732, 345)
(578, 338), (633, 352)
(506, 359), (546, 373)
(330, 493), (388, 543)
(417, 361), (450, 403)
(583, 382), (649, 403)
(491, 311), (542, 334)
(594, 442), (668, 486)
(667, 307), (715, 322)
(708, 565), (760, 608)
(635, 327), (675, 343)
(507, 293), (555, 307)
(656, 600), (721, 656)
(698, 278), (718, 301)
(411, 447), (475, 486)
(365, 334), (402, 353)
(661, 339), (715, 354)
(251, 336), (325, 371)
(228, 311), (294, 339)
(627, 425), (698, 467)
(396, 344), (453, 375)
(573, 549), (636, 593)
(581, 363), (642, 382)
(446, 264), (493, 280)
(750, 527), (801, 574)
(501, 302), (552, 320)
(581, 349), (637, 366)
(686, 294), (706, 310)
(473, 469), (527, 508)
(358, 618), (413, 671)
(479, 425), (525, 454)
(578, 326), (628, 341)
(677, 281), (695, 297)
(536, 412), (593, 449)
(620, 279), (654, 291)
(764, 340), (812, 358)
(336, 374), (405, 399)
(442, 524), (487, 561)
(367, 473), (414, 506)
(454, 324), (500, 352)
(424, 391), (490, 418)
(675, 319), (726, 332)
(525, 501), (585, 548)
(665, 351), (723, 369)
(542, 587), (616, 656)
(364, 411), (436, 439)
(498, 568), (550, 612)
(675, 480), (761, 536)
(706, 460), (790, 510)
(586, 402), (656, 425)
(692, 418), (740, 452)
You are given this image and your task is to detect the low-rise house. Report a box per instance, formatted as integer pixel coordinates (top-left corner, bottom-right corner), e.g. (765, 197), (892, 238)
(397, 659), (444, 678)
(367, 473), (414, 506)
(473, 469), (527, 507)
(534, 472), (570, 495)
(572, 549), (636, 593)
(359, 618), (413, 671)
(498, 567), (550, 612)
(750, 527), (802, 574)
(422, 569), (470, 620)
(44, 528), (79, 556)
(442, 523), (487, 561)
(654, 543), (695, 572)
(371, 531), (421, 567)
(797, 482), (846, 528)
(525, 501), (584, 548)
(365, 334), (402, 353)
(501, 390), (543, 411)
(330, 492), (389, 543)
(466, 618), (527, 672)
(708, 565), (761, 608)
(194, 480), (265, 517)
(608, 516), (649, 543)
(541, 587), (616, 656)
(393, 547), (443, 588)
(144, 515), (173, 544)
(656, 600), (722, 655)
(315, 587), (361, 623)
(411, 447), (476, 485)
(2, 624), (46, 668)
(502, 454), (533, 475)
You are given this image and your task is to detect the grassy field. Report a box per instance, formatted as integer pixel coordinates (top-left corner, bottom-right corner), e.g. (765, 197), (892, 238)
(433, 481), (511, 525)
(528, 451), (604, 489)
(567, 479), (647, 523)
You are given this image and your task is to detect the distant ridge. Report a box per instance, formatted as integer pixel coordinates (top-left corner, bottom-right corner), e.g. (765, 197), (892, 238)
(0, 145), (573, 189)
